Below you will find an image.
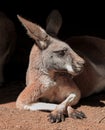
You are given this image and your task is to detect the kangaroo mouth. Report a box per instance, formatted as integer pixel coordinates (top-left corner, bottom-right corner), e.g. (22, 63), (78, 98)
(66, 64), (84, 76)
(49, 64), (84, 78)
(73, 65), (84, 75)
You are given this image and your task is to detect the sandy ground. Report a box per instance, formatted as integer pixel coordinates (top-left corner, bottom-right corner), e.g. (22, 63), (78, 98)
(0, 81), (105, 130)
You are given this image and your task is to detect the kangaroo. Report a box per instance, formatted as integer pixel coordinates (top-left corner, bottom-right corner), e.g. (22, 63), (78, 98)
(16, 10), (105, 123)
(0, 12), (16, 86)
(46, 10), (105, 98)
(66, 36), (105, 98)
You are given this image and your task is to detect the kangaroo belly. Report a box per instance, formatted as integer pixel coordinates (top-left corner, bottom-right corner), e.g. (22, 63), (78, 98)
(38, 75), (81, 104)
(38, 86), (63, 103)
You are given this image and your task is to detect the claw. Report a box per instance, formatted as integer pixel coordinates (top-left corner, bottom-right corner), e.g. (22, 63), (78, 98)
(67, 106), (86, 119)
(56, 113), (65, 123)
(70, 110), (86, 119)
(48, 114), (56, 123)
(48, 112), (65, 123)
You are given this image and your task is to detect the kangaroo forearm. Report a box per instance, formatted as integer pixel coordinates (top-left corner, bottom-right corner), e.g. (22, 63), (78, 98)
(16, 83), (41, 109)
(16, 82), (54, 109)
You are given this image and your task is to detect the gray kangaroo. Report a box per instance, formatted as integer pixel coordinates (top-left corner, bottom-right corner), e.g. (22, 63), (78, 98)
(16, 10), (105, 123)
(0, 12), (16, 86)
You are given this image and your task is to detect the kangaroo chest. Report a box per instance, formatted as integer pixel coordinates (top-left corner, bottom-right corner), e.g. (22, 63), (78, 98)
(38, 73), (78, 103)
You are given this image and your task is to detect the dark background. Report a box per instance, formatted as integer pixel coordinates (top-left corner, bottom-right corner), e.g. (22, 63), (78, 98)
(0, 0), (105, 82)
(1, 1), (105, 38)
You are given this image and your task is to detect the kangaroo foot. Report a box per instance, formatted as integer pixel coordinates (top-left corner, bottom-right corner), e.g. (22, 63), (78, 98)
(48, 110), (65, 123)
(67, 106), (86, 119)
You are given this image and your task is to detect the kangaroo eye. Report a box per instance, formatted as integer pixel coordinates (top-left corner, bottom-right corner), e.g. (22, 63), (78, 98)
(53, 48), (67, 57)
(57, 50), (65, 57)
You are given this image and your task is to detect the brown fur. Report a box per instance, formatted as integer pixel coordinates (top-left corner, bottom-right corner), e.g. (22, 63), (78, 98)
(16, 12), (85, 123)
(16, 10), (105, 123)
(67, 36), (105, 97)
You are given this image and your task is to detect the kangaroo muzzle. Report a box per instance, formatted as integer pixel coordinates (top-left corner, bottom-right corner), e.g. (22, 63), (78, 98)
(72, 58), (85, 75)
(65, 57), (85, 76)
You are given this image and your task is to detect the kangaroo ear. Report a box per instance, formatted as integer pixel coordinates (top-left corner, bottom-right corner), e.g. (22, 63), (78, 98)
(17, 15), (50, 50)
(46, 9), (62, 36)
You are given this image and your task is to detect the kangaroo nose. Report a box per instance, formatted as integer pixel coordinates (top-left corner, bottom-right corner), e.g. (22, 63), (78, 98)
(75, 57), (85, 66)
(77, 59), (85, 66)
(73, 58), (85, 73)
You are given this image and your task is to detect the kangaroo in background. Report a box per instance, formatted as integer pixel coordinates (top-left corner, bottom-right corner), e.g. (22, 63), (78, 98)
(66, 36), (105, 98)
(0, 12), (16, 87)
(16, 10), (105, 123)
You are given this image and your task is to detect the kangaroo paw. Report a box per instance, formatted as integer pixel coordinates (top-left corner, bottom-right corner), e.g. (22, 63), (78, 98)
(67, 106), (86, 119)
(48, 110), (65, 123)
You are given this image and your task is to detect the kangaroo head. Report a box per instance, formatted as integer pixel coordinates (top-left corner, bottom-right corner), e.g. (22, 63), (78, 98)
(17, 11), (85, 76)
